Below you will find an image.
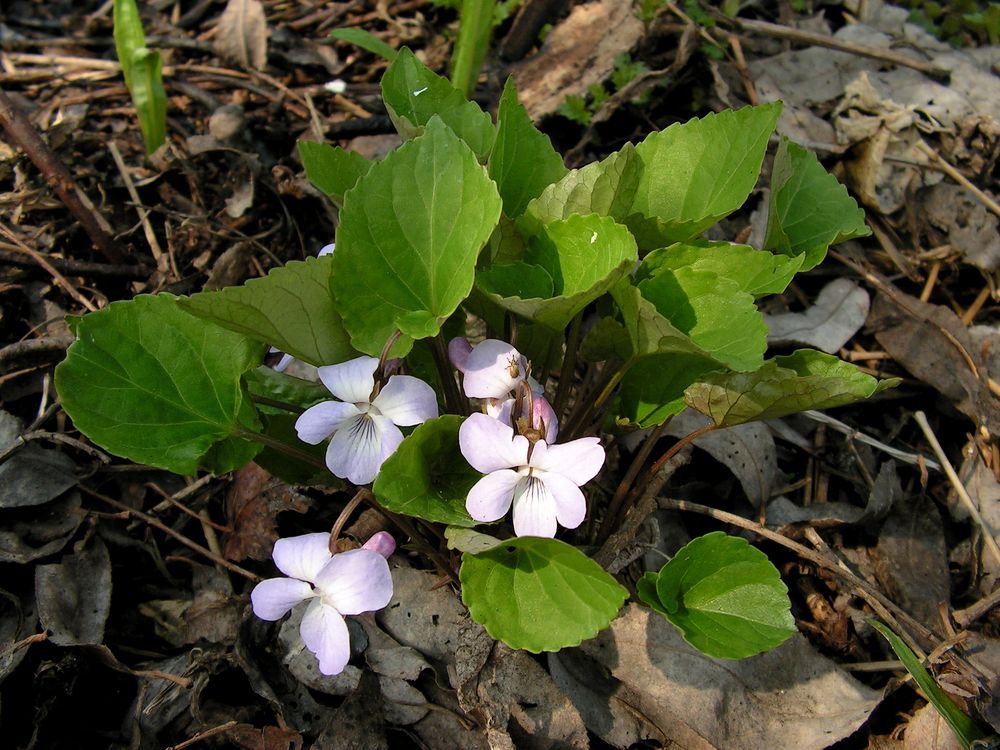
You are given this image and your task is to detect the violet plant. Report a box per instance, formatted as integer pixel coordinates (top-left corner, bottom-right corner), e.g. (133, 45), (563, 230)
(55, 48), (894, 675)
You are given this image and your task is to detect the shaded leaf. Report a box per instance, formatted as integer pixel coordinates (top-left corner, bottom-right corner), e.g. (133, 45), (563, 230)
(372, 416), (479, 527)
(380, 48), (495, 161)
(0, 410), (76, 509)
(685, 349), (898, 427)
(616, 353), (719, 427)
(460, 536), (627, 652)
(489, 77), (567, 218)
(637, 531), (795, 659)
(182, 255), (356, 367)
(332, 118), (502, 354)
(35, 536), (112, 646)
(764, 138), (869, 271)
(56, 294), (263, 475)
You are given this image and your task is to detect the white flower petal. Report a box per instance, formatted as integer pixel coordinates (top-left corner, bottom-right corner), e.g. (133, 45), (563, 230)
(250, 577), (314, 620)
(318, 356), (379, 404)
(511, 476), (558, 537)
(314, 548), (394, 615)
(300, 599), (352, 676)
(272, 532), (333, 581)
(459, 413), (529, 474)
(486, 398), (512, 422)
(372, 414), (405, 466)
(466, 469), (520, 522)
(529, 436), (604, 486)
(372, 374), (438, 426)
(295, 401), (360, 444)
(462, 339), (527, 399)
(272, 352), (295, 373)
(325, 414), (386, 485)
(317, 243), (336, 257)
(538, 471), (587, 530)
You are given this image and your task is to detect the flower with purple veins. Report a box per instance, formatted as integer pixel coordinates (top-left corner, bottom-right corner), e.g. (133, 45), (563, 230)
(459, 412), (605, 537)
(295, 356), (438, 485)
(251, 531), (395, 675)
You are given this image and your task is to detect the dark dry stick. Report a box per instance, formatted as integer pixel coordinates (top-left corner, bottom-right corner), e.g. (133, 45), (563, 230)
(552, 312), (582, 421)
(598, 419), (671, 544)
(0, 86), (125, 263)
(0, 248), (146, 278)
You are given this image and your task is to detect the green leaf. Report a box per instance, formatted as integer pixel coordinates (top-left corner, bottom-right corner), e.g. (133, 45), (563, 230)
(113, 0), (145, 90)
(489, 77), (567, 218)
(870, 620), (990, 750)
(637, 240), (803, 297)
(639, 531), (795, 659)
(445, 526), (502, 554)
(580, 316), (632, 363)
(476, 214), (638, 331)
(332, 117), (502, 355)
(244, 367), (333, 485)
(609, 279), (713, 361)
(181, 255), (355, 367)
(128, 48), (166, 153)
(381, 48), (495, 161)
(519, 144), (640, 237)
(55, 294), (263, 475)
(329, 27), (397, 61)
(460, 536), (628, 652)
(764, 139), (869, 271)
(372, 416), (479, 527)
(113, 0), (165, 153)
(297, 141), (371, 205)
(628, 103), (781, 246)
(685, 349), (900, 427)
(638, 265), (767, 372)
(616, 353), (719, 427)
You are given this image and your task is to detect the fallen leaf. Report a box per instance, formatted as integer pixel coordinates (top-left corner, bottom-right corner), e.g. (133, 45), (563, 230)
(311, 670), (387, 750)
(0, 588), (35, 683)
(765, 278), (870, 354)
(667, 410), (777, 509)
(225, 176), (255, 219)
(226, 723), (303, 750)
(767, 460), (898, 528)
(0, 491), (84, 563)
(0, 410), (77, 509)
(569, 603), (880, 749)
(870, 291), (1000, 435)
(871, 492), (951, 630)
(901, 703), (964, 750)
(508, 0), (643, 120)
(223, 463), (311, 562)
(923, 183), (1000, 273)
(214, 0), (269, 70)
(35, 535), (111, 646)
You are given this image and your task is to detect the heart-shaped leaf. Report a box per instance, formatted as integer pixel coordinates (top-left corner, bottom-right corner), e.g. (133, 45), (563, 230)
(298, 141), (371, 206)
(56, 294), (262, 475)
(373, 416), (478, 527)
(460, 536), (627, 652)
(637, 531), (795, 659)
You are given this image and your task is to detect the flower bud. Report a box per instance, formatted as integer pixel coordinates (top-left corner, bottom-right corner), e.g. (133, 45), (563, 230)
(362, 531), (396, 559)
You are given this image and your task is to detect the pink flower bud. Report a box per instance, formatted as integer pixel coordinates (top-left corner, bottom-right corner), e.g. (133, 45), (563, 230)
(362, 531), (396, 559)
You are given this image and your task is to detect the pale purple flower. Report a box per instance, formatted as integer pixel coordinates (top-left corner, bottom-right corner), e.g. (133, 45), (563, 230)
(270, 243), (337, 373)
(250, 531), (394, 675)
(459, 412), (605, 537)
(295, 356), (438, 485)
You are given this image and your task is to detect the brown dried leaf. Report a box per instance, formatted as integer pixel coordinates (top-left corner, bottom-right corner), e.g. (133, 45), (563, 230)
(870, 291), (1000, 434)
(226, 723), (302, 750)
(223, 464), (311, 562)
(214, 0), (269, 70)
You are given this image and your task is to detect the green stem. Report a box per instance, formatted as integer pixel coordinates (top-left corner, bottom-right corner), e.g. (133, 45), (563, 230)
(597, 418), (670, 544)
(433, 332), (469, 416)
(250, 394), (304, 414)
(235, 426), (327, 472)
(562, 358), (632, 440)
(451, 0), (495, 97)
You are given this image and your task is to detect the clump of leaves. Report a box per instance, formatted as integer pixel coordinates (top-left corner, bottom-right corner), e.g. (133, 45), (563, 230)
(56, 46), (888, 665)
